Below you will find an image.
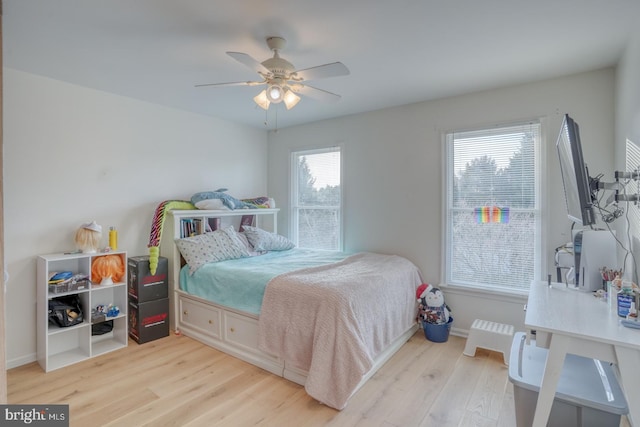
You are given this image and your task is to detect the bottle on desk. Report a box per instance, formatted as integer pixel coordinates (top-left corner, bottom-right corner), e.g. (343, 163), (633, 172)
(617, 282), (636, 318)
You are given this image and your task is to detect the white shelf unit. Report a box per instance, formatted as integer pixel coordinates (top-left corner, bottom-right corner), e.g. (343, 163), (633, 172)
(159, 208), (278, 332)
(37, 251), (128, 372)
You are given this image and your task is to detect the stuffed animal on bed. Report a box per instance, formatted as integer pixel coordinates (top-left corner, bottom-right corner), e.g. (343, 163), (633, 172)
(424, 287), (451, 325)
(191, 188), (256, 210)
(147, 200), (196, 274)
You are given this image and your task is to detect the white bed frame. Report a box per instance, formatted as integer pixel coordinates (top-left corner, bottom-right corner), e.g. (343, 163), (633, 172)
(160, 209), (417, 392)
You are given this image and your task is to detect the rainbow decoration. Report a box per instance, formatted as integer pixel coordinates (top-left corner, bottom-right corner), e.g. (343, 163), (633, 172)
(148, 200), (196, 274)
(474, 206), (509, 224)
(492, 206), (509, 223)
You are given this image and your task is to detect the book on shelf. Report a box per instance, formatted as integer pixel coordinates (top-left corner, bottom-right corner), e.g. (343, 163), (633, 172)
(207, 217), (221, 232)
(240, 215), (255, 232)
(180, 218), (202, 238)
(193, 218), (203, 235)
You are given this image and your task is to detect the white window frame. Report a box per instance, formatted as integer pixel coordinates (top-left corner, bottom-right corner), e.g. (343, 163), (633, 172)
(443, 120), (543, 293)
(290, 146), (343, 250)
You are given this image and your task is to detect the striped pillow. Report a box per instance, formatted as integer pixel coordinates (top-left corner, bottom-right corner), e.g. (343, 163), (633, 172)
(242, 226), (295, 252)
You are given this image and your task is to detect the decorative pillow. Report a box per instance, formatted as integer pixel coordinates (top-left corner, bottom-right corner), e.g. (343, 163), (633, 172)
(235, 231), (252, 251)
(175, 226), (250, 274)
(195, 199), (229, 210)
(241, 226), (295, 252)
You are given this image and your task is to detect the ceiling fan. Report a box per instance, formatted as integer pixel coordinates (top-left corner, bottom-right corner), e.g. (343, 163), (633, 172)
(196, 36), (350, 110)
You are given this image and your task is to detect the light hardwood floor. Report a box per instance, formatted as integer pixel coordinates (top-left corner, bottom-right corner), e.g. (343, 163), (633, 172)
(7, 332), (630, 427)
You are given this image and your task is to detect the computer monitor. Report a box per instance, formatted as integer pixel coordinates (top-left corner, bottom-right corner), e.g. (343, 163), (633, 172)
(556, 114), (596, 226)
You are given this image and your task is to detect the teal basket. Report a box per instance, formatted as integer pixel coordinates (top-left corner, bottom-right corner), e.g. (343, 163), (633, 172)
(423, 316), (453, 343)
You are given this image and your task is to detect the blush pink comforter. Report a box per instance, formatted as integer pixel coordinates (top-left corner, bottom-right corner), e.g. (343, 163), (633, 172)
(257, 252), (421, 410)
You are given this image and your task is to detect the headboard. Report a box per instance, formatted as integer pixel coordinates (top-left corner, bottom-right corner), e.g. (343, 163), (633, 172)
(159, 208), (279, 330)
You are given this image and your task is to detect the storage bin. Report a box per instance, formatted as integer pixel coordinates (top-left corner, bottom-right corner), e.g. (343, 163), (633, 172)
(128, 297), (169, 344)
(127, 256), (168, 302)
(422, 316), (453, 342)
(48, 278), (89, 294)
(508, 332), (628, 427)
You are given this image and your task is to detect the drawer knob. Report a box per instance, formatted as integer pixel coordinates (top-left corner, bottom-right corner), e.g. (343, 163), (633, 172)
(183, 310), (188, 315)
(208, 320), (213, 324)
(230, 327), (235, 333)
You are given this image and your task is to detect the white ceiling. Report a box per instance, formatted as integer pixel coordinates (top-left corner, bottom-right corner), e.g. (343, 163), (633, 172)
(4, 1), (640, 130)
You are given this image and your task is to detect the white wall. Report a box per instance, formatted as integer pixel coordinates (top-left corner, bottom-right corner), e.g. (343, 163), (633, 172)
(3, 69), (268, 367)
(268, 68), (616, 335)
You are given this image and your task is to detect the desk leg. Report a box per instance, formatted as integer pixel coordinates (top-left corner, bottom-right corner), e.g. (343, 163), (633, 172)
(532, 334), (569, 427)
(615, 346), (640, 427)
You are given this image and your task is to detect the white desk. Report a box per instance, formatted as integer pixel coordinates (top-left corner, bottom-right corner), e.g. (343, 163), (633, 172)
(525, 281), (640, 427)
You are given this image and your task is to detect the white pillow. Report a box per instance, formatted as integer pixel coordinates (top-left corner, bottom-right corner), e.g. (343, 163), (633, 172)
(195, 199), (229, 210)
(242, 226), (295, 252)
(175, 226), (249, 274)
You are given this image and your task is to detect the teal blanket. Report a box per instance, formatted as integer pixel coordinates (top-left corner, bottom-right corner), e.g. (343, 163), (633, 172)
(179, 248), (351, 315)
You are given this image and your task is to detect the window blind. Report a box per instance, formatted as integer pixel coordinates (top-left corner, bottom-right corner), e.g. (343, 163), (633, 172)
(291, 147), (342, 250)
(445, 122), (541, 291)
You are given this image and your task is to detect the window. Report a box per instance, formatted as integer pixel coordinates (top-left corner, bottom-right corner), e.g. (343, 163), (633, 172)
(291, 147), (342, 250)
(445, 121), (541, 292)
(625, 139), (640, 238)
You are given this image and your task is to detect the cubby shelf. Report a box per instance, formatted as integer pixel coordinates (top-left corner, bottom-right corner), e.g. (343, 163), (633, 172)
(37, 251), (128, 372)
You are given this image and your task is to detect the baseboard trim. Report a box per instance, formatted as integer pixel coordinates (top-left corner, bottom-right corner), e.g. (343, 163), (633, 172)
(7, 353), (36, 370)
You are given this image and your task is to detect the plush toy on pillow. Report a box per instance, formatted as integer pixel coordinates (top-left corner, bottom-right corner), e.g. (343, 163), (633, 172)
(424, 287), (451, 325)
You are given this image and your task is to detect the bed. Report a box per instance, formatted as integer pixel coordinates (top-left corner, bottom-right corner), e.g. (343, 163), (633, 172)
(159, 208), (421, 410)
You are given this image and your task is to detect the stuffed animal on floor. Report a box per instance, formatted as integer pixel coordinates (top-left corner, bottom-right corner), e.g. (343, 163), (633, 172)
(416, 283), (433, 323)
(424, 287), (451, 325)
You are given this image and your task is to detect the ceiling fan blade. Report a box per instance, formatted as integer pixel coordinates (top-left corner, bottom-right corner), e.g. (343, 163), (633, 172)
(294, 84), (342, 103)
(194, 81), (264, 88)
(292, 62), (350, 81)
(227, 52), (271, 75)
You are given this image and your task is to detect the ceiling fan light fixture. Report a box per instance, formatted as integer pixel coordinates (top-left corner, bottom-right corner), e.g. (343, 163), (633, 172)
(198, 36), (349, 117)
(266, 84), (284, 103)
(253, 90), (270, 110)
(283, 89), (301, 110)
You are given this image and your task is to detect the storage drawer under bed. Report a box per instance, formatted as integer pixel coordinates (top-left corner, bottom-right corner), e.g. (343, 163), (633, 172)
(179, 296), (222, 339)
(176, 293), (284, 376)
(223, 311), (270, 358)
